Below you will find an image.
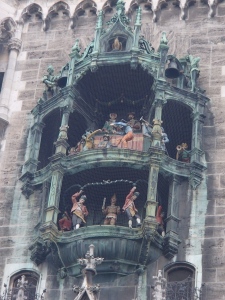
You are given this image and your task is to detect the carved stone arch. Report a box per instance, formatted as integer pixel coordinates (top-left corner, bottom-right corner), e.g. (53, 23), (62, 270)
(0, 17), (17, 42)
(172, 0), (196, 20)
(129, 0), (168, 21)
(44, 1), (70, 30)
(6, 269), (40, 299)
(21, 3), (43, 23)
(72, 0), (97, 28)
(102, 0), (117, 13)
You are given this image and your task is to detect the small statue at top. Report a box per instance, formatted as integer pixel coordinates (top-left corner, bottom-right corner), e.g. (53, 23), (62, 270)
(187, 54), (200, 92)
(112, 37), (122, 51)
(42, 65), (59, 96)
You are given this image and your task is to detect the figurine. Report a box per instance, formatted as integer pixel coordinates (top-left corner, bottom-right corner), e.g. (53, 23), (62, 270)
(102, 194), (120, 225)
(82, 129), (102, 151)
(112, 37), (122, 51)
(140, 116), (152, 137)
(156, 206), (165, 237)
(71, 190), (88, 230)
(102, 113), (117, 133)
(122, 186), (141, 228)
(111, 121), (134, 148)
(58, 211), (72, 232)
(98, 134), (113, 149)
(187, 55), (200, 92)
(42, 65), (59, 95)
(127, 112), (141, 131)
(176, 143), (191, 163)
(161, 127), (169, 151)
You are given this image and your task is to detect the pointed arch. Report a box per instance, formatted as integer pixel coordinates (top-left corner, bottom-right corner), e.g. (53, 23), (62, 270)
(21, 3), (43, 22)
(47, 1), (70, 18)
(74, 0), (97, 17)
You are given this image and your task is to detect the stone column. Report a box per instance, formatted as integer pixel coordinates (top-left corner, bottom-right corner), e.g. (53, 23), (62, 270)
(163, 175), (181, 259)
(23, 121), (45, 174)
(0, 38), (22, 124)
(45, 166), (64, 224)
(165, 175), (180, 233)
(191, 106), (205, 163)
(144, 153), (161, 228)
(53, 105), (70, 158)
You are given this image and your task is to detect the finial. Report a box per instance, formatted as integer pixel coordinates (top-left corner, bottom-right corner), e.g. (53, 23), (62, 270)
(135, 7), (142, 26)
(160, 32), (168, 45)
(96, 10), (103, 29)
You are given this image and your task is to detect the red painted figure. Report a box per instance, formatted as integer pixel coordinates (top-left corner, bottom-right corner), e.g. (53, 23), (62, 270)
(71, 190), (88, 230)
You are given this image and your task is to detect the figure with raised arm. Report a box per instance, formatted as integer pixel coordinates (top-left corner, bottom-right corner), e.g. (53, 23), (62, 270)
(127, 112), (141, 131)
(82, 129), (102, 151)
(111, 122), (134, 148)
(102, 113), (117, 133)
(102, 194), (120, 225)
(71, 190), (88, 230)
(122, 186), (141, 228)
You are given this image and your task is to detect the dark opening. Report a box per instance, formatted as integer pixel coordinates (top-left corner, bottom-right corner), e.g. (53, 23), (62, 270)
(0, 72), (4, 92)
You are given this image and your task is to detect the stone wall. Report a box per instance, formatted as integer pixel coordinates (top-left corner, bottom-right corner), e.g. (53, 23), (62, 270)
(0, 1), (225, 299)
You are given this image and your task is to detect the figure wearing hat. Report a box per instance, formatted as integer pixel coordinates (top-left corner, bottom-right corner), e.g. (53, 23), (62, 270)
(122, 186), (141, 228)
(82, 129), (102, 151)
(102, 194), (121, 225)
(127, 112), (141, 131)
(111, 121), (134, 148)
(71, 190), (88, 230)
(102, 113), (117, 134)
(98, 134), (113, 149)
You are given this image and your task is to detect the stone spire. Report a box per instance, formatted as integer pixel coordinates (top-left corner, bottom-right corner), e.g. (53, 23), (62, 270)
(73, 245), (104, 300)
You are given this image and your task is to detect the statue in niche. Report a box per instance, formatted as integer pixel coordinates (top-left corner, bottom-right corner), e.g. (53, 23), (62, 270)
(102, 113), (118, 133)
(102, 194), (121, 225)
(122, 186), (141, 229)
(42, 65), (59, 96)
(127, 112), (141, 131)
(58, 211), (72, 232)
(111, 121), (134, 148)
(156, 205), (165, 237)
(176, 143), (191, 163)
(112, 37), (122, 51)
(186, 55), (200, 92)
(98, 134), (113, 149)
(82, 129), (102, 151)
(71, 190), (88, 230)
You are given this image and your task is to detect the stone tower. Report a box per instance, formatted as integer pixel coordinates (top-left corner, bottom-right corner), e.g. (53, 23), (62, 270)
(0, 1), (224, 299)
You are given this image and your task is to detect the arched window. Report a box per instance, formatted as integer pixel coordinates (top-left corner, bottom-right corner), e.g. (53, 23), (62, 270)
(6, 271), (39, 300)
(164, 262), (196, 300)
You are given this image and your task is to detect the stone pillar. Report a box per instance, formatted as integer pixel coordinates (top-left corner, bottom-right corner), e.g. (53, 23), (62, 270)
(53, 106), (70, 158)
(45, 166), (64, 224)
(163, 175), (181, 259)
(0, 38), (22, 124)
(23, 121), (45, 174)
(165, 175), (180, 233)
(191, 106), (205, 163)
(144, 153), (161, 228)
